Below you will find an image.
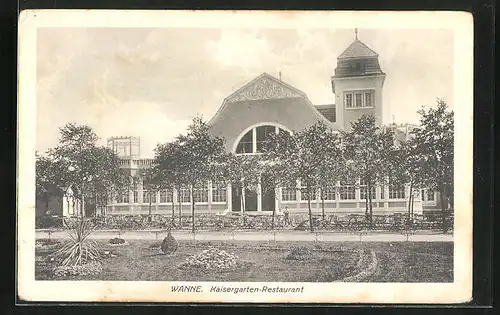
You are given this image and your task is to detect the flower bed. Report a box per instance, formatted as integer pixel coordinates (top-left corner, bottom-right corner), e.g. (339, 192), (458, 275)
(35, 239), (61, 251)
(53, 262), (103, 278)
(179, 248), (242, 272)
(108, 238), (128, 246)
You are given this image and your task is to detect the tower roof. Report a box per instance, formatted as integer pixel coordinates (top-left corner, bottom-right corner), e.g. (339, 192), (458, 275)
(338, 39), (378, 60)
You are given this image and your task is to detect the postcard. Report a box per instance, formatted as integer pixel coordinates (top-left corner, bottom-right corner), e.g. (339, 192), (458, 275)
(17, 9), (473, 304)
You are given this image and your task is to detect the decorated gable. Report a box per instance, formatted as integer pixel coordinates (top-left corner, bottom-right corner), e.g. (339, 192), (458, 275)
(226, 74), (302, 103)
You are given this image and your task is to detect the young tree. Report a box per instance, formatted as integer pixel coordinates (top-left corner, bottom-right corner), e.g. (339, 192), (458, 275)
(314, 131), (345, 221)
(265, 121), (336, 232)
(222, 153), (261, 214)
(412, 100), (454, 230)
(47, 123), (127, 218)
(88, 146), (129, 217)
(156, 117), (226, 233)
(141, 165), (164, 222)
(36, 153), (68, 214)
(154, 141), (185, 226)
(388, 137), (426, 222)
(342, 115), (395, 228)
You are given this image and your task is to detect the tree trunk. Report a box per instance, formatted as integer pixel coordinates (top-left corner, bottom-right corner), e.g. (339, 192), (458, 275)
(178, 200), (182, 227)
(171, 199), (175, 225)
(368, 182), (373, 229)
(45, 195), (50, 214)
(148, 194), (152, 223)
(439, 185), (447, 232)
(407, 181), (413, 226)
(178, 188), (182, 227)
(191, 186), (195, 234)
(321, 188), (325, 221)
(271, 206), (275, 230)
(307, 186), (314, 232)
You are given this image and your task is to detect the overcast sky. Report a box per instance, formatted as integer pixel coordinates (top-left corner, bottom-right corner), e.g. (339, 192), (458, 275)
(36, 27), (453, 158)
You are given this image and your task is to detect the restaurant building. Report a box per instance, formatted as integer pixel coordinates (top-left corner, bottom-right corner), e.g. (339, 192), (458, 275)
(105, 34), (440, 217)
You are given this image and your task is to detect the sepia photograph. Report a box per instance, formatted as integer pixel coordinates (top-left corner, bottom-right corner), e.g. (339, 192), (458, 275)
(17, 10), (473, 303)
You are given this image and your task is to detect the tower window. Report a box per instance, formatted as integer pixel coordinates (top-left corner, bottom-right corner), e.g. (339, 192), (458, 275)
(345, 93), (353, 108)
(344, 90), (375, 109)
(355, 93), (363, 107)
(365, 91), (374, 107)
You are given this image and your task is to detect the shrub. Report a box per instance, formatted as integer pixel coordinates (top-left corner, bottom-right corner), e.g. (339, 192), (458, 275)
(161, 231), (178, 255)
(52, 218), (102, 266)
(286, 246), (313, 261)
(109, 237), (126, 245)
(35, 239), (61, 249)
(179, 248), (240, 272)
(53, 261), (103, 277)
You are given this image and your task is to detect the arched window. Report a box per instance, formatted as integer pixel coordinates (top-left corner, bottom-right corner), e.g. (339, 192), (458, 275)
(235, 124), (290, 154)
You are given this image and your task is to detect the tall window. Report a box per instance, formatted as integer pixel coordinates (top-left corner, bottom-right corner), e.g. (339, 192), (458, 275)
(236, 130), (253, 154)
(300, 187), (315, 201)
(320, 187), (336, 201)
(344, 90), (375, 108)
(365, 91), (374, 107)
(281, 187), (297, 201)
(159, 189), (173, 203)
(180, 187), (191, 203)
(359, 179), (376, 200)
(427, 190), (435, 201)
(193, 184), (209, 203)
(256, 125), (276, 152)
(345, 93), (353, 108)
(389, 181), (406, 199)
(354, 93), (363, 107)
(143, 190), (157, 204)
(235, 125), (289, 154)
(380, 185), (385, 200)
(212, 183), (227, 203)
(339, 182), (356, 200)
(118, 191), (129, 204)
(133, 190), (139, 203)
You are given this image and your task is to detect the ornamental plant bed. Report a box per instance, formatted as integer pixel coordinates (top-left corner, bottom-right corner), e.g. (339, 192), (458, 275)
(108, 238), (129, 246)
(35, 240), (453, 282)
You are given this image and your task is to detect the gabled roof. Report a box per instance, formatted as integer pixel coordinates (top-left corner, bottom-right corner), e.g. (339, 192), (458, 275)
(225, 72), (303, 103)
(338, 40), (378, 60)
(314, 104), (336, 122)
(208, 72), (337, 128)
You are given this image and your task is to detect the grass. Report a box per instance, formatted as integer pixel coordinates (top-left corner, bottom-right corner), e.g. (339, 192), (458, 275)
(35, 240), (453, 282)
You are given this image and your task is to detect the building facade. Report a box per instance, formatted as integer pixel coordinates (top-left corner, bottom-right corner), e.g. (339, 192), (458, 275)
(105, 34), (440, 217)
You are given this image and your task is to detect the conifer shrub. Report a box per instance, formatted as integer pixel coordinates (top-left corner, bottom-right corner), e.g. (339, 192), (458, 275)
(161, 231), (178, 255)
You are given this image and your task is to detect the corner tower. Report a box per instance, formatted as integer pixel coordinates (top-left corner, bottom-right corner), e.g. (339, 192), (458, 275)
(331, 29), (386, 130)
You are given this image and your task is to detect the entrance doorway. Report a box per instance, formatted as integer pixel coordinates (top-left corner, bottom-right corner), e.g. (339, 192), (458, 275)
(261, 173), (276, 212)
(231, 184), (258, 212)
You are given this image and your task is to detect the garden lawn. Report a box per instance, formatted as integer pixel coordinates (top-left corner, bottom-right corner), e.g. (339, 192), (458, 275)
(35, 240), (453, 282)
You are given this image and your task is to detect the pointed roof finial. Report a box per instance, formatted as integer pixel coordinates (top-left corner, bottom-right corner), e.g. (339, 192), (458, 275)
(355, 28), (358, 40)
(278, 69), (282, 81)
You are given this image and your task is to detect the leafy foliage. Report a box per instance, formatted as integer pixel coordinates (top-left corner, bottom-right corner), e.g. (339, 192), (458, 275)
(411, 99), (454, 211)
(342, 115), (395, 225)
(154, 117), (226, 233)
(42, 123), (128, 217)
(264, 121), (342, 232)
(52, 218), (102, 266)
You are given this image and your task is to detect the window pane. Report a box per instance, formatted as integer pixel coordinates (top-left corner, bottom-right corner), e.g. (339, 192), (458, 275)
(236, 129), (254, 154)
(355, 93), (363, 107)
(339, 183), (355, 200)
(281, 187), (297, 201)
(256, 126), (276, 152)
(365, 91), (374, 107)
(212, 183), (227, 203)
(427, 191), (435, 201)
(345, 93), (353, 108)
